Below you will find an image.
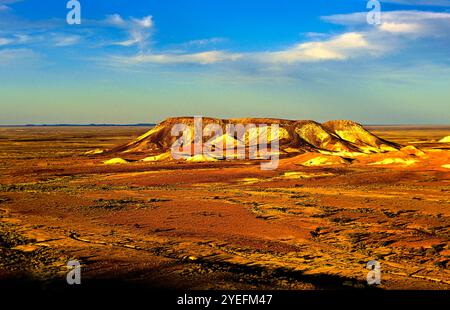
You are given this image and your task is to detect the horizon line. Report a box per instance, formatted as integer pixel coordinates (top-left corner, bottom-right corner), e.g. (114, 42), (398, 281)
(0, 123), (450, 128)
(0, 123), (156, 127)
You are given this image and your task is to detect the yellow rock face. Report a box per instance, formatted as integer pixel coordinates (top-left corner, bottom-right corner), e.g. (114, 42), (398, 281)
(439, 136), (450, 143)
(12, 245), (40, 252)
(282, 171), (334, 179)
(401, 146), (426, 157)
(301, 155), (346, 166)
(369, 158), (417, 166)
(103, 158), (129, 165)
(142, 152), (172, 162)
(185, 154), (219, 162)
(84, 148), (104, 155)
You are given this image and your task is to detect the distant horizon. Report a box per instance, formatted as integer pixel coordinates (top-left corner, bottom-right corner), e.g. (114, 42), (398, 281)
(0, 123), (156, 127)
(1, 120), (450, 127)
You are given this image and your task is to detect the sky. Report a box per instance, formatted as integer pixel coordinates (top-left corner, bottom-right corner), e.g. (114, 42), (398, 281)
(0, 0), (449, 125)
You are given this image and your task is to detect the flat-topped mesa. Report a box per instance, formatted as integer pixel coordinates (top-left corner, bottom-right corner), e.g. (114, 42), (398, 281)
(106, 117), (401, 157)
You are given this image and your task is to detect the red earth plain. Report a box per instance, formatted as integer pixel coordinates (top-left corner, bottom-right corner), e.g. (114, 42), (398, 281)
(0, 120), (449, 290)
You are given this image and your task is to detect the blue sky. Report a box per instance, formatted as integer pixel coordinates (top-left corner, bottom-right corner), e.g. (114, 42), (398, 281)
(0, 0), (449, 124)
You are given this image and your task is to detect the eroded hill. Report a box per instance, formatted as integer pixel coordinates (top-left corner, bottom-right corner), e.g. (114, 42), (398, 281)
(101, 117), (400, 162)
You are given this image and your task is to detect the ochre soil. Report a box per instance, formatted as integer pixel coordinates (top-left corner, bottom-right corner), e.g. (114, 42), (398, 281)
(0, 126), (449, 290)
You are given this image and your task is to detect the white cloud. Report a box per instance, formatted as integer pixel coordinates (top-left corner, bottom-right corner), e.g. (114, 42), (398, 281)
(113, 28), (150, 47)
(257, 32), (376, 63)
(323, 10), (450, 32)
(0, 37), (13, 45)
(383, 0), (450, 6)
(0, 48), (37, 65)
(114, 38), (140, 47)
(53, 35), (81, 47)
(0, 0), (21, 11)
(107, 10), (450, 68)
(0, 34), (32, 46)
(185, 37), (225, 46)
(109, 30), (378, 67)
(105, 14), (126, 27)
(106, 14), (154, 49)
(379, 22), (421, 33)
(322, 10), (450, 41)
(114, 50), (242, 65)
(131, 16), (153, 28)
(15, 34), (31, 43)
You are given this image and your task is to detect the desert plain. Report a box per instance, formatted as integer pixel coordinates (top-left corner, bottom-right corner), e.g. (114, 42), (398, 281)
(0, 122), (449, 290)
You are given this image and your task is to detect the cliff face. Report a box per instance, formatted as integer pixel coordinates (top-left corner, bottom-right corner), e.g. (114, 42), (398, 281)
(106, 117), (399, 158)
